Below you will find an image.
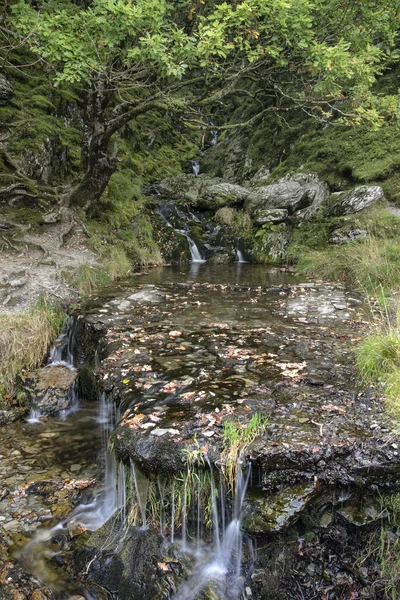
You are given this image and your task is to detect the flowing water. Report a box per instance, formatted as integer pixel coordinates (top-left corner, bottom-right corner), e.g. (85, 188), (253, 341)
(0, 264), (370, 599)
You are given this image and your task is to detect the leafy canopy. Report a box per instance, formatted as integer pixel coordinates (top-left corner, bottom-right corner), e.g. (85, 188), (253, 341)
(11, 0), (400, 121)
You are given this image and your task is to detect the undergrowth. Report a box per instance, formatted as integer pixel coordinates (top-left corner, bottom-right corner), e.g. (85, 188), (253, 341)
(297, 236), (400, 297)
(357, 310), (400, 419)
(358, 494), (400, 600)
(70, 246), (132, 297)
(0, 297), (65, 406)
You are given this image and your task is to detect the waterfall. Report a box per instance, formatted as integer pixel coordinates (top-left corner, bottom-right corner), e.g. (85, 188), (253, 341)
(173, 459), (252, 600)
(191, 160), (200, 175)
(187, 236), (206, 263)
(48, 315), (77, 369)
(27, 316), (78, 424)
(156, 203), (206, 263)
(70, 392), (126, 530)
(235, 249), (247, 264)
(123, 454), (252, 600)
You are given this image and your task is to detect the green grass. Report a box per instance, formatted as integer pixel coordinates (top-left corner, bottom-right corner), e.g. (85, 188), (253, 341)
(222, 413), (268, 491)
(358, 494), (400, 600)
(70, 247), (132, 297)
(297, 236), (400, 297)
(356, 309), (400, 418)
(0, 298), (65, 406)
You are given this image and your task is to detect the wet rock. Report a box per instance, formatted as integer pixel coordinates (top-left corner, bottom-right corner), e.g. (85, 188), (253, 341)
(244, 484), (315, 533)
(112, 427), (185, 476)
(22, 365), (77, 416)
(326, 186), (384, 216)
(74, 521), (183, 600)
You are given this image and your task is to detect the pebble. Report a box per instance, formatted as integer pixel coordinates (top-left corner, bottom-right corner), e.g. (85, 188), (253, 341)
(3, 519), (20, 531)
(70, 464), (82, 472)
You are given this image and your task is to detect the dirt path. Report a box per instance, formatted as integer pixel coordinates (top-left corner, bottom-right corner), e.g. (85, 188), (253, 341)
(0, 208), (99, 313)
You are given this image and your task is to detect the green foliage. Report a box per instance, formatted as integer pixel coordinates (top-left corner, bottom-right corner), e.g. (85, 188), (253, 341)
(356, 309), (400, 419)
(270, 120), (400, 200)
(215, 207), (253, 236)
(12, 0), (400, 127)
(0, 298), (65, 405)
(222, 414), (268, 491)
(357, 332), (400, 384)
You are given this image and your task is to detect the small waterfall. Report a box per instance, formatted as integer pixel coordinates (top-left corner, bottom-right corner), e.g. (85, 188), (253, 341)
(210, 129), (218, 145)
(191, 160), (200, 176)
(188, 236), (206, 263)
(156, 203), (206, 263)
(26, 409), (42, 424)
(235, 249), (247, 264)
(123, 454), (251, 600)
(48, 315), (77, 369)
(173, 459), (252, 600)
(66, 392), (126, 530)
(27, 316), (78, 424)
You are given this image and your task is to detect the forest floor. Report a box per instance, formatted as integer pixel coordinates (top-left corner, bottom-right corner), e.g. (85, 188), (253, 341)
(0, 207), (98, 314)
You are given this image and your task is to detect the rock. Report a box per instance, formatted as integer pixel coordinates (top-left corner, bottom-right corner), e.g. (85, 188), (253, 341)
(74, 522), (182, 599)
(253, 208), (289, 224)
(330, 228), (368, 244)
(22, 365), (77, 416)
(256, 223), (291, 261)
(245, 173), (329, 217)
(243, 483), (315, 533)
(198, 182), (249, 209)
(0, 74), (14, 104)
(112, 426), (185, 476)
(326, 186), (384, 217)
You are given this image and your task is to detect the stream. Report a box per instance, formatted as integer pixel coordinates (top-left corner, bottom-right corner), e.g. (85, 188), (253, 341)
(0, 264), (393, 600)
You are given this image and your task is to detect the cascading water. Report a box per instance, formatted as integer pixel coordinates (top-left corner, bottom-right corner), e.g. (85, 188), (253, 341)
(235, 249), (247, 264)
(27, 316), (79, 424)
(156, 203), (206, 263)
(48, 315), (77, 369)
(191, 160), (200, 175)
(173, 459), (252, 600)
(123, 454), (252, 600)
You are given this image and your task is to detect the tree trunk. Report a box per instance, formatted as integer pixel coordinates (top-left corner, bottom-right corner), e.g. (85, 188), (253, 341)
(68, 146), (116, 209)
(68, 81), (116, 209)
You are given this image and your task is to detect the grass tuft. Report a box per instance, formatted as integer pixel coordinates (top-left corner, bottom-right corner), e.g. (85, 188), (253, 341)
(222, 413), (268, 491)
(0, 297), (65, 405)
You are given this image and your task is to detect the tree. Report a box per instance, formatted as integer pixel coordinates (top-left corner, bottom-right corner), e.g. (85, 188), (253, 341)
(10, 0), (400, 208)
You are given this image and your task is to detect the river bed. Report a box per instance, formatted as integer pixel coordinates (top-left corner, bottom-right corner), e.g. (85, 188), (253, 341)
(0, 264), (393, 600)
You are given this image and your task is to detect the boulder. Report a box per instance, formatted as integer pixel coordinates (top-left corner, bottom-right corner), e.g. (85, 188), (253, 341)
(0, 74), (13, 104)
(326, 186), (384, 217)
(330, 229), (368, 244)
(245, 173), (329, 217)
(198, 181), (249, 209)
(256, 223), (291, 261)
(253, 208), (288, 224)
(23, 365), (77, 416)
